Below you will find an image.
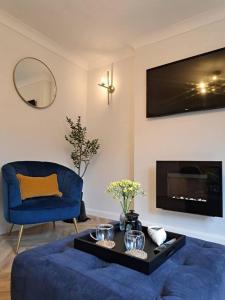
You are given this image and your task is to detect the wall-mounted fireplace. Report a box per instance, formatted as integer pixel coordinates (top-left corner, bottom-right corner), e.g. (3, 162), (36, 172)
(156, 161), (223, 217)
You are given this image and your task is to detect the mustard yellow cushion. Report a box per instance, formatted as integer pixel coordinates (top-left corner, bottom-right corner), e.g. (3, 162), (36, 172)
(16, 173), (62, 200)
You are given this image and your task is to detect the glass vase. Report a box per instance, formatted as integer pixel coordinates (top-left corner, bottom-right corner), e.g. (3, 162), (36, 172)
(119, 212), (126, 231)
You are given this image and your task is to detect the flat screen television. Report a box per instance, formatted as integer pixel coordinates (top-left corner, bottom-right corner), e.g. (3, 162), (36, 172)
(146, 47), (225, 117)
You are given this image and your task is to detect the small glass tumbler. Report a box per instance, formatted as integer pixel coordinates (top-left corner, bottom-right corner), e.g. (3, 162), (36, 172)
(124, 230), (145, 251)
(90, 224), (114, 241)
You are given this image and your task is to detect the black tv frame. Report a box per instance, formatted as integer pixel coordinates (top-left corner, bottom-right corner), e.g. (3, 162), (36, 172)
(146, 47), (225, 118)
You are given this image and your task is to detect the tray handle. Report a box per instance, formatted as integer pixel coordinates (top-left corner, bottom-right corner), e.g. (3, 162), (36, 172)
(166, 248), (176, 258)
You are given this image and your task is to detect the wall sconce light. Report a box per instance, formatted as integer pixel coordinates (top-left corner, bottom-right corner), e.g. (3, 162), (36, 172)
(98, 64), (115, 105)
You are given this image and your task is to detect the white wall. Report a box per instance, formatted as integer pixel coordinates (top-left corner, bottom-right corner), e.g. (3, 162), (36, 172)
(2, 12), (225, 244)
(86, 19), (225, 244)
(134, 19), (225, 244)
(85, 57), (134, 219)
(0, 23), (87, 234)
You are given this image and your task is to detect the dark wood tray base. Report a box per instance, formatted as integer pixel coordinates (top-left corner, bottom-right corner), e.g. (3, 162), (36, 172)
(74, 223), (185, 274)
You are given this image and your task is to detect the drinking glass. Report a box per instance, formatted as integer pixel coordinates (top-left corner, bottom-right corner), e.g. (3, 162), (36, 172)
(124, 230), (145, 251)
(90, 224), (114, 241)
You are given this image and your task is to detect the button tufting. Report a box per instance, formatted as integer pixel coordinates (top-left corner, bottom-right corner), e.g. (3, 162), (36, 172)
(160, 287), (170, 298)
(183, 260), (191, 266)
(160, 291), (166, 297)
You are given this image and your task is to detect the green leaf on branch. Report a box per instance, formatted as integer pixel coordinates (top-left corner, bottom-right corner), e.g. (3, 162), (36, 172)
(65, 116), (100, 177)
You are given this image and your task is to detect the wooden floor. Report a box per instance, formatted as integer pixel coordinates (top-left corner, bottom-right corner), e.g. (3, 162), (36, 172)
(0, 216), (108, 300)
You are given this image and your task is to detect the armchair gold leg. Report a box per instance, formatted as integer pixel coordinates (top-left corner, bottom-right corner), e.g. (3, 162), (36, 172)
(73, 218), (78, 234)
(8, 224), (14, 235)
(53, 221), (56, 229)
(16, 225), (24, 254)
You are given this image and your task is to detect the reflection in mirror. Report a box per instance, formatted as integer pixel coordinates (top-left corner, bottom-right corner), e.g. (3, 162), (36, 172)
(13, 57), (57, 108)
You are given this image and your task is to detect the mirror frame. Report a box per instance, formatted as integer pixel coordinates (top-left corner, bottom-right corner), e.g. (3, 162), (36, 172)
(13, 57), (57, 109)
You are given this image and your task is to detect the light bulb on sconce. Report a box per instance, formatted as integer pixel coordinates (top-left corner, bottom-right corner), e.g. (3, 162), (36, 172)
(98, 64), (115, 105)
(100, 77), (106, 86)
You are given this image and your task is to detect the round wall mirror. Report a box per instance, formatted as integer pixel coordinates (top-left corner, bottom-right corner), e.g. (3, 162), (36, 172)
(13, 57), (57, 108)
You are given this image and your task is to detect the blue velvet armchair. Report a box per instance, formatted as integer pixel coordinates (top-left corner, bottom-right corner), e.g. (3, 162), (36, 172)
(2, 161), (83, 253)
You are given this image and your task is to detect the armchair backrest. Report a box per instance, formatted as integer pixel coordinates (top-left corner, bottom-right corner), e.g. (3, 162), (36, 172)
(2, 161), (83, 222)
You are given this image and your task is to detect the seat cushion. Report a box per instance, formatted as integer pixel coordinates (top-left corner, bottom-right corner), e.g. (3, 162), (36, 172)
(11, 234), (225, 300)
(10, 196), (79, 224)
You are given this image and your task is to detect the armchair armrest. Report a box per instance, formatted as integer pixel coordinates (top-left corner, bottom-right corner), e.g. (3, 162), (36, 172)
(2, 164), (22, 222)
(57, 169), (83, 205)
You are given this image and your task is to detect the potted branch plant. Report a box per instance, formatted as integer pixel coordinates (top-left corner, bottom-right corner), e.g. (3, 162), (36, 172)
(65, 116), (100, 221)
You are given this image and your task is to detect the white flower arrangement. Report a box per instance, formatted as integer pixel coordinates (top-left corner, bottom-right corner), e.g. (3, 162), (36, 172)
(106, 179), (145, 213)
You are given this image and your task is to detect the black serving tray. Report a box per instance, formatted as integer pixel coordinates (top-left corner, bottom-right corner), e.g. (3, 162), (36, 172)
(74, 223), (185, 275)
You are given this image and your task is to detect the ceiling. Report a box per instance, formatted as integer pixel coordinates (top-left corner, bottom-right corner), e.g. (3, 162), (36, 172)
(0, 0), (225, 69)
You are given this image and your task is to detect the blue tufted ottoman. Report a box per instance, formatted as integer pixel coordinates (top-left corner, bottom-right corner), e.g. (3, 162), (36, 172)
(11, 230), (225, 300)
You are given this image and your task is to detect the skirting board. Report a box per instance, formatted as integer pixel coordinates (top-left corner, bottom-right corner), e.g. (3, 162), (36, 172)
(87, 208), (120, 222)
(87, 208), (225, 245)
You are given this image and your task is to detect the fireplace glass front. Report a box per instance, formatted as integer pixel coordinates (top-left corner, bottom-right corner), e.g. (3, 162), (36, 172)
(156, 161), (222, 217)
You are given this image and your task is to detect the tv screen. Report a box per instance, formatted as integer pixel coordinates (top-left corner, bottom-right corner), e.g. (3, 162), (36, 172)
(146, 47), (225, 117)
